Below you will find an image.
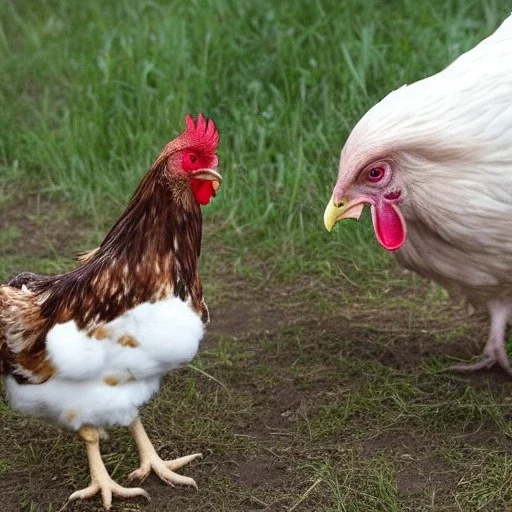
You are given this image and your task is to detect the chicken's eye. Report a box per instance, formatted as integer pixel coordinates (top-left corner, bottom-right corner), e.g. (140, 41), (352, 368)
(182, 152), (201, 171)
(367, 166), (385, 183)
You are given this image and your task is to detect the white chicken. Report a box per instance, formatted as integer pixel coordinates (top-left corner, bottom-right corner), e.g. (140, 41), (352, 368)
(324, 15), (512, 372)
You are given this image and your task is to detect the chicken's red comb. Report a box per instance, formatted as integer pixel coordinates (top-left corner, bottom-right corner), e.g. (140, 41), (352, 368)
(183, 113), (219, 153)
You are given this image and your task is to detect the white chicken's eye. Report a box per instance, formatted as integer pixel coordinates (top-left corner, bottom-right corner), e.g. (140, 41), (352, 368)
(367, 166), (385, 183)
(189, 154), (197, 164)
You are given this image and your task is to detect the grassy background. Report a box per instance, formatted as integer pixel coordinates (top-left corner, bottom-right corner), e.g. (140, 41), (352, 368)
(1, 0), (508, 269)
(2, 0), (512, 511)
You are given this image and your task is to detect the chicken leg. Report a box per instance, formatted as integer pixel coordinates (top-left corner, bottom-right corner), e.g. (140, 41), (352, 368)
(69, 426), (149, 510)
(128, 417), (202, 488)
(450, 301), (511, 374)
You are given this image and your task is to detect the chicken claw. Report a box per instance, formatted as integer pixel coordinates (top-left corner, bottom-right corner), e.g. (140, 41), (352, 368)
(129, 417), (202, 489)
(448, 301), (512, 376)
(448, 347), (512, 375)
(69, 478), (149, 510)
(70, 426), (149, 510)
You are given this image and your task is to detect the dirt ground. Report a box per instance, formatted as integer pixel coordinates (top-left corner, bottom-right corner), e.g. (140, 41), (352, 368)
(1, 194), (512, 512)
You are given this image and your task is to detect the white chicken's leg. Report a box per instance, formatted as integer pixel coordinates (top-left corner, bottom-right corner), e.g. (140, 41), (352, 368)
(128, 417), (202, 488)
(450, 301), (511, 374)
(69, 426), (149, 510)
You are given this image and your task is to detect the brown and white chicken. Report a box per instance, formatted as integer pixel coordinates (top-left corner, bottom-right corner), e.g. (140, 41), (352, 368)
(0, 114), (221, 508)
(324, 16), (512, 373)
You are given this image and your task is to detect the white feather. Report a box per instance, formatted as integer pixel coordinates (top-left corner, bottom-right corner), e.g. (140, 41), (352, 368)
(46, 322), (106, 380)
(7, 296), (204, 430)
(7, 376), (160, 430)
(337, 14), (512, 299)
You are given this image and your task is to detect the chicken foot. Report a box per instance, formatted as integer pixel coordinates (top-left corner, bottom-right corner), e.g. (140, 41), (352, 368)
(128, 417), (202, 488)
(69, 426), (149, 510)
(449, 301), (511, 374)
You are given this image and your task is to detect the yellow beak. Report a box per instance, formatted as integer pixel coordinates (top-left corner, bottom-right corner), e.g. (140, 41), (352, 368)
(191, 168), (222, 191)
(324, 197), (343, 232)
(323, 196), (365, 232)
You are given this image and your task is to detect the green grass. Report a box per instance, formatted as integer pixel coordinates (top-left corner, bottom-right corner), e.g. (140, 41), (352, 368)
(2, 0), (512, 511)
(1, 0), (509, 272)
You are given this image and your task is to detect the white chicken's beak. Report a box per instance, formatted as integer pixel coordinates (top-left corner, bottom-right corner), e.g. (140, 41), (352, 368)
(324, 196), (365, 232)
(191, 168), (222, 191)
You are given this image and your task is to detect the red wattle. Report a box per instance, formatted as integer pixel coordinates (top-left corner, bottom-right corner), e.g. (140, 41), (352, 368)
(370, 201), (406, 251)
(191, 180), (215, 205)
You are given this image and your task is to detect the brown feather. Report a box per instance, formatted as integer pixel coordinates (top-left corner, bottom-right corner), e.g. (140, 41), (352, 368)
(1, 128), (214, 384)
(76, 247), (100, 265)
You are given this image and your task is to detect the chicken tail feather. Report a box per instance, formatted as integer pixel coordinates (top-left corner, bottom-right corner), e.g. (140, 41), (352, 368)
(76, 248), (100, 265)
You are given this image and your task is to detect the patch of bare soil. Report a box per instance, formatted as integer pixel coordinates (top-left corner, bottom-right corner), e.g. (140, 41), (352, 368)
(361, 429), (420, 457)
(359, 430), (459, 494)
(0, 188), (92, 259)
(397, 456), (457, 494)
(207, 299), (288, 339)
